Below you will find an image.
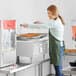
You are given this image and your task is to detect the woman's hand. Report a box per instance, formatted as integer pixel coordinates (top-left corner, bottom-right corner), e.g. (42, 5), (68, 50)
(20, 23), (28, 28)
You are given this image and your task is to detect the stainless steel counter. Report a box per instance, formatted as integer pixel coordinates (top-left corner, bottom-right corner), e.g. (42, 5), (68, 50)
(0, 33), (50, 76)
(16, 33), (49, 63)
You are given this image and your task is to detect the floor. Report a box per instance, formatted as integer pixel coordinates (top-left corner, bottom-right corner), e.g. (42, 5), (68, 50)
(48, 74), (68, 76)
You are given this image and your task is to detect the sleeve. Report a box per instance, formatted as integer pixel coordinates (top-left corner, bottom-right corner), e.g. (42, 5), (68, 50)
(27, 23), (49, 29)
(27, 20), (54, 29)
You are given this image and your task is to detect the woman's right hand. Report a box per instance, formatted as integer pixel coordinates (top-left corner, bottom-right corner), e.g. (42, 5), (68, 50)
(20, 23), (28, 28)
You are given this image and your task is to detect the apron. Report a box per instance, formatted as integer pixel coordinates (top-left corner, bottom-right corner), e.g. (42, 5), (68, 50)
(49, 29), (64, 66)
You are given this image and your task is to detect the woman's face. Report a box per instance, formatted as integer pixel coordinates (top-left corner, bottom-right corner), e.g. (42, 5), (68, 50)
(47, 10), (57, 19)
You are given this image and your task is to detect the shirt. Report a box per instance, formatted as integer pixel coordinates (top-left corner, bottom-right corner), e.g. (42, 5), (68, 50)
(28, 18), (64, 43)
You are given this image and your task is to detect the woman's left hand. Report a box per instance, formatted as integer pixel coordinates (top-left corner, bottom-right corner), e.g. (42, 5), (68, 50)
(34, 21), (43, 24)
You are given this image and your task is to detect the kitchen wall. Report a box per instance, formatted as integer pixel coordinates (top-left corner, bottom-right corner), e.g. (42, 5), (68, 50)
(0, 0), (13, 19)
(0, 0), (76, 48)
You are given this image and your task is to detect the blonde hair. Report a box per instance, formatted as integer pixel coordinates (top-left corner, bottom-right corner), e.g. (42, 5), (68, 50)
(47, 5), (65, 25)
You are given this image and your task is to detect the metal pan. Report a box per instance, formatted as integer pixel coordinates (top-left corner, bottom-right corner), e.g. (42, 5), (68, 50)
(17, 33), (47, 40)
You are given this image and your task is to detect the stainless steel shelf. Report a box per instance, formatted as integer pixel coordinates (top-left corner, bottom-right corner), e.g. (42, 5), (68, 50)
(0, 58), (50, 76)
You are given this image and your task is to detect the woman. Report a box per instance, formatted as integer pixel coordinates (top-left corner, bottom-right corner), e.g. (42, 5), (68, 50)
(34, 5), (65, 76)
(47, 5), (65, 76)
(21, 5), (65, 76)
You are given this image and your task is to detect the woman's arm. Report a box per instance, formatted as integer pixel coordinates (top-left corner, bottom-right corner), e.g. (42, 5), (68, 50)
(20, 23), (49, 29)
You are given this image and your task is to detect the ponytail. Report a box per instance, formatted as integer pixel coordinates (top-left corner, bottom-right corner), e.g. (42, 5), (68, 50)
(58, 15), (65, 25)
